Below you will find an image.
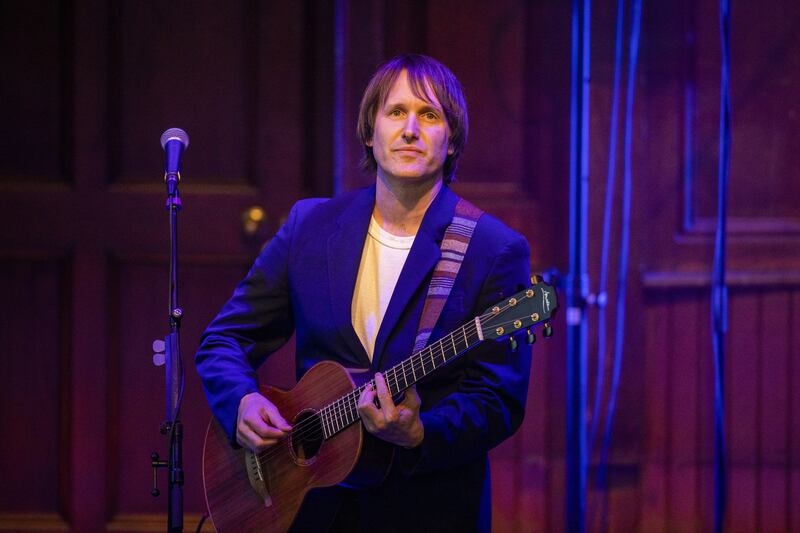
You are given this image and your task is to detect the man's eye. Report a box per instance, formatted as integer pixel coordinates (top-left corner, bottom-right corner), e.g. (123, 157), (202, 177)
(422, 112), (439, 121)
(389, 109), (404, 117)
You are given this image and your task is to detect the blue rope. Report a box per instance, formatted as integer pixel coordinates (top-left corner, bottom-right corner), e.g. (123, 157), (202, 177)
(712, 0), (731, 531)
(589, 0), (625, 461)
(596, 1), (642, 529)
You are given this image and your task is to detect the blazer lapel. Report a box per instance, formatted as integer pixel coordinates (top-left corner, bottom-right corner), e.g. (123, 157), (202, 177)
(327, 186), (374, 368)
(371, 186), (458, 370)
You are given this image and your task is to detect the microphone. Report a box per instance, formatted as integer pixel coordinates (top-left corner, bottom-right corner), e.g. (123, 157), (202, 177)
(160, 128), (190, 196)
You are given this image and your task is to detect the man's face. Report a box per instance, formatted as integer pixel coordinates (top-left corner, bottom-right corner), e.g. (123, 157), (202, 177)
(368, 70), (453, 184)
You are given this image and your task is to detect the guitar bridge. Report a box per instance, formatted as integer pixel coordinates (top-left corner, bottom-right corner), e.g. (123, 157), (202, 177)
(245, 449), (273, 508)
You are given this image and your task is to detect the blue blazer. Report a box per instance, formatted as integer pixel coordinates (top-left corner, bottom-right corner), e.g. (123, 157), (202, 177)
(196, 184), (532, 531)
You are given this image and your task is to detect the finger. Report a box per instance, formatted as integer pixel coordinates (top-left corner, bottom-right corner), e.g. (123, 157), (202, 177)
(358, 381), (374, 406)
(237, 425), (277, 452)
(236, 427), (249, 449)
(374, 373), (397, 421)
(374, 373), (396, 408)
(357, 382), (379, 415)
(400, 384), (421, 410)
(245, 417), (288, 439)
(357, 382), (384, 432)
(244, 424), (282, 447)
(262, 403), (292, 431)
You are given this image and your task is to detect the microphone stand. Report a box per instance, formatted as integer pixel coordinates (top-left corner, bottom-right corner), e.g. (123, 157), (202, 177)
(151, 169), (185, 532)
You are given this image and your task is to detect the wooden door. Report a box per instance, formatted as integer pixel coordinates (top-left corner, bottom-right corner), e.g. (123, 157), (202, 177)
(0, 2), (320, 530)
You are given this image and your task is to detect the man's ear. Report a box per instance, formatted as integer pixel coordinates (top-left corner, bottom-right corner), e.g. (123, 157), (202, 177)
(366, 138), (373, 147)
(447, 144), (454, 155)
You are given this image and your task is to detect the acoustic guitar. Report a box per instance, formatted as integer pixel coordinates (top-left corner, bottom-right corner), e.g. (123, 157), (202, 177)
(202, 276), (558, 532)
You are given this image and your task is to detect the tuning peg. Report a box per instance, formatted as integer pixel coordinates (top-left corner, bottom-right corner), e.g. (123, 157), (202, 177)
(543, 323), (553, 338)
(530, 275), (541, 285)
(509, 336), (518, 352)
(526, 329), (536, 345)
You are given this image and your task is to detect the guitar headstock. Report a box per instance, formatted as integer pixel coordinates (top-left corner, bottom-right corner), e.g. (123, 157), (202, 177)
(479, 275), (558, 343)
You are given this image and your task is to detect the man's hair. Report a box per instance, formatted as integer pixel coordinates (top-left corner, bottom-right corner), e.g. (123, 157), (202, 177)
(356, 54), (468, 184)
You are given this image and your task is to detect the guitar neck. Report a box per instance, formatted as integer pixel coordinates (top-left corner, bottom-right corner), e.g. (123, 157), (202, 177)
(317, 318), (485, 440)
(383, 317), (485, 395)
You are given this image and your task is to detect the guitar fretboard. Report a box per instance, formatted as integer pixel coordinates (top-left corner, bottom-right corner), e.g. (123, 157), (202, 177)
(317, 318), (484, 439)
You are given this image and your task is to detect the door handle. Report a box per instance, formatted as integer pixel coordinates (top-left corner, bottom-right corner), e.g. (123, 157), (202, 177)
(241, 206), (267, 237)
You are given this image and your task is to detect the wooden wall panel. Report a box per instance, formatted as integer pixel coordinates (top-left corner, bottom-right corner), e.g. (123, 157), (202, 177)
(491, 333), (562, 533)
(689, 1), (800, 227)
(641, 292), (669, 533)
(1, 0), (310, 529)
(758, 290), (791, 532)
(727, 289), (759, 532)
(0, 256), (68, 529)
(668, 293), (699, 531)
(635, 1), (800, 531)
(110, 1), (256, 184)
(68, 250), (111, 530)
(695, 295), (713, 533)
(0, 1), (69, 182)
(520, 327), (558, 531)
(110, 258), (205, 518)
(791, 290), (800, 533)
(106, 254), (298, 528)
(427, 1), (526, 186)
(639, 283), (800, 533)
(255, 3), (307, 201)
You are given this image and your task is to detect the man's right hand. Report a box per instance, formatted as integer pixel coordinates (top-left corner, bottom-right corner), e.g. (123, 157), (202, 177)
(236, 392), (292, 452)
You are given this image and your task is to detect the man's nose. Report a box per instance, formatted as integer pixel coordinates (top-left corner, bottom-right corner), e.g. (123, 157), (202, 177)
(401, 115), (419, 142)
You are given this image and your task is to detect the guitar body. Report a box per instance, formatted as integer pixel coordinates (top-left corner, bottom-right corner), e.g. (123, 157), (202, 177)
(202, 279), (558, 532)
(202, 360), (394, 533)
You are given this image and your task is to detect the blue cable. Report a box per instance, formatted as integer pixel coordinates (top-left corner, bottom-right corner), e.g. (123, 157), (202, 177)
(589, 0), (625, 462)
(566, 1), (591, 530)
(712, 0), (731, 531)
(596, 1), (642, 529)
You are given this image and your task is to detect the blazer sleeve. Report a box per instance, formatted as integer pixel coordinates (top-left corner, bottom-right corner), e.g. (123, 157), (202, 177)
(195, 200), (314, 442)
(403, 231), (533, 475)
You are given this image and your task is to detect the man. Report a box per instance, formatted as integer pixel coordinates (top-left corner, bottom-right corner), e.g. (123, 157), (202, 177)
(196, 54), (532, 532)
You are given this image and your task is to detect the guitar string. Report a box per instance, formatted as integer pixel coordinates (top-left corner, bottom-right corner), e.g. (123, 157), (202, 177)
(252, 297), (540, 464)
(253, 324), (521, 466)
(252, 314), (524, 465)
(250, 315), (492, 464)
(252, 294), (542, 463)
(323, 289), (546, 426)
(252, 324), (484, 464)
(252, 298), (540, 465)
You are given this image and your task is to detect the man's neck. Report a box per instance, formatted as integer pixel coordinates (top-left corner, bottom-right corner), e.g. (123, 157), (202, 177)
(373, 174), (443, 237)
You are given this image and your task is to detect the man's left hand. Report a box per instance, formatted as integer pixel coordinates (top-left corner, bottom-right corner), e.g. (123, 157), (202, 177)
(357, 372), (424, 448)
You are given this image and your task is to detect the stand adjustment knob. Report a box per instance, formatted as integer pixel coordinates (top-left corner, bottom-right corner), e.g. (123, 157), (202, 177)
(151, 452), (167, 498)
(152, 339), (166, 367)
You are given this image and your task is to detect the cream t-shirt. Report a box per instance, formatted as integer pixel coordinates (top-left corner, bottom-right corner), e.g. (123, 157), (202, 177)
(351, 216), (415, 361)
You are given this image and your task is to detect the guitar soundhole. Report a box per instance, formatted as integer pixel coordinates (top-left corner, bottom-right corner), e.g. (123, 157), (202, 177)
(290, 410), (324, 464)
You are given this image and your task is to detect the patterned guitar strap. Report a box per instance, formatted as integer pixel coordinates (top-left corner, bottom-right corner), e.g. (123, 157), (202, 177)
(413, 198), (484, 353)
